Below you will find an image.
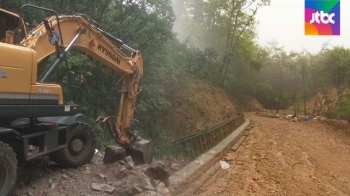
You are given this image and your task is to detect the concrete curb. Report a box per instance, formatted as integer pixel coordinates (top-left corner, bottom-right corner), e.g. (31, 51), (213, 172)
(169, 118), (251, 195)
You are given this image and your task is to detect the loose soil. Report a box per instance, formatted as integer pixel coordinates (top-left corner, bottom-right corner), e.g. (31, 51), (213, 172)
(12, 155), (185, 196)
(196, 112), (350, 196)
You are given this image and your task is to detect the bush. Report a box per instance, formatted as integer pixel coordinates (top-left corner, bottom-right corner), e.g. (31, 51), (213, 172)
(327, 95), (350, 120)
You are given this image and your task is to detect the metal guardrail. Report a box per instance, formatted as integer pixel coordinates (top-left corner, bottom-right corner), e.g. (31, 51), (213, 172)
(155, 114), (245, 161)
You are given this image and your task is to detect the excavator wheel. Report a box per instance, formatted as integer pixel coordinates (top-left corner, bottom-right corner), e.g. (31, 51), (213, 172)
(0, 141), (17, 196)
(49, 122), (96, 167)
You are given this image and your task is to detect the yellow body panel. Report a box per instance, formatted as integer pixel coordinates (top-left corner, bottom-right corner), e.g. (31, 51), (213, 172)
(30, 84), (63, 104)
(0, 42), (32, 93)
(0, 42), (63, 104)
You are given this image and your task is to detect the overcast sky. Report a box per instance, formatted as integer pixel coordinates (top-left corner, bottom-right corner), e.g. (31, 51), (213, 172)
(256, 0), (350, 54)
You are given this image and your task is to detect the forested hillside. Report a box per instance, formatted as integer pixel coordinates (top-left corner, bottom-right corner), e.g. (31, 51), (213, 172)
(3, 0), (350, 148)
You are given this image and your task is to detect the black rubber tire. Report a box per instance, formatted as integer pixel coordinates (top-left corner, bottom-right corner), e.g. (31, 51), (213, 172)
(0, 142), (17, 196)
(49, 122), (96, 167)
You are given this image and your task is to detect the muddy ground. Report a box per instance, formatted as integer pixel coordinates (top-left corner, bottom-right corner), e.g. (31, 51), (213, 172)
(197, 112), (350, 196)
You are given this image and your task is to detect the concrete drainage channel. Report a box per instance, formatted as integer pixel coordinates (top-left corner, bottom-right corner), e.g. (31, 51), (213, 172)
(169, 118), (251, 196)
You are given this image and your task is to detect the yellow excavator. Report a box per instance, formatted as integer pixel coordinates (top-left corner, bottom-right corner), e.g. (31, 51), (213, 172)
(0, 4), (153, 195)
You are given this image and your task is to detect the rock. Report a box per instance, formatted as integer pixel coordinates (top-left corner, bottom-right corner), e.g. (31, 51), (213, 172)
(62, 174), (68, 179)
(84, 170), (91, 174)
(51, 182), (58, 189)
(132, 185), (143, 195)
(144, 164), (170, 187)
(125, 156), (135, 167)
(48, 178), (57, 189)
(103, 145), (126, 164)
(156, 182), (171, 196)
(118, 159), (133, 170)
(114, 169), (129, 180)
(137, 173), (155, 190)
(114, 185), (134, 196)
(90, 183), (115, 193)
(90, 183), (102, 191)
(98, 173), (107, 180)
(162, 178), (170, 188)
(27, 191), (34, 196)
(219, 160), (230, 169)
(142, 190), (162, 196)
(84, 166), (91, 174)
(170, 163), (179, 171)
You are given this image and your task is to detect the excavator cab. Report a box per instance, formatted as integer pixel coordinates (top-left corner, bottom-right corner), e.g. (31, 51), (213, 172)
(0, 6), (79, 119)
(0, 8), (27, 44)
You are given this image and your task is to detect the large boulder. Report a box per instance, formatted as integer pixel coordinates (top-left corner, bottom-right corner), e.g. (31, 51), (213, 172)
(103, 145), (126, 164)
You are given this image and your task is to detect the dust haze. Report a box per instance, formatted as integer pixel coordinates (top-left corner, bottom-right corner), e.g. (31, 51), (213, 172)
(171, 0), (197, 45)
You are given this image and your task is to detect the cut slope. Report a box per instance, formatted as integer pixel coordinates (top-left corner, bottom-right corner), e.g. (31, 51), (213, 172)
(153, 71), (237, 145)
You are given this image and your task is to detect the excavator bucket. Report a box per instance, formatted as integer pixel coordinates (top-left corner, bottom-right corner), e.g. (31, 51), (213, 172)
(96, 116), (154, 165)
(128, 139), (154, 165)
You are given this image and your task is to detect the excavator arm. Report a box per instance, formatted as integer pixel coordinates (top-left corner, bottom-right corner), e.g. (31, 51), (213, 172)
(18, 5), (152, 164)
(21, 15), (143, 75)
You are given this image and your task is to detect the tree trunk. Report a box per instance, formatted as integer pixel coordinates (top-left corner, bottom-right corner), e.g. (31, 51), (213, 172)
(217, 0), (237, 84)
(220, 5), (260, 86)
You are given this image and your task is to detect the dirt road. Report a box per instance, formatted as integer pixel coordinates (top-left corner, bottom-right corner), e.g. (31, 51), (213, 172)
(196, 113), (350, 196)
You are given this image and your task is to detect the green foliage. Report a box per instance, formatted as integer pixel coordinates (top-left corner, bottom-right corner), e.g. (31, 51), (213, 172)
(255, 83), (276, 107)
(327, 95), (350, 119)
